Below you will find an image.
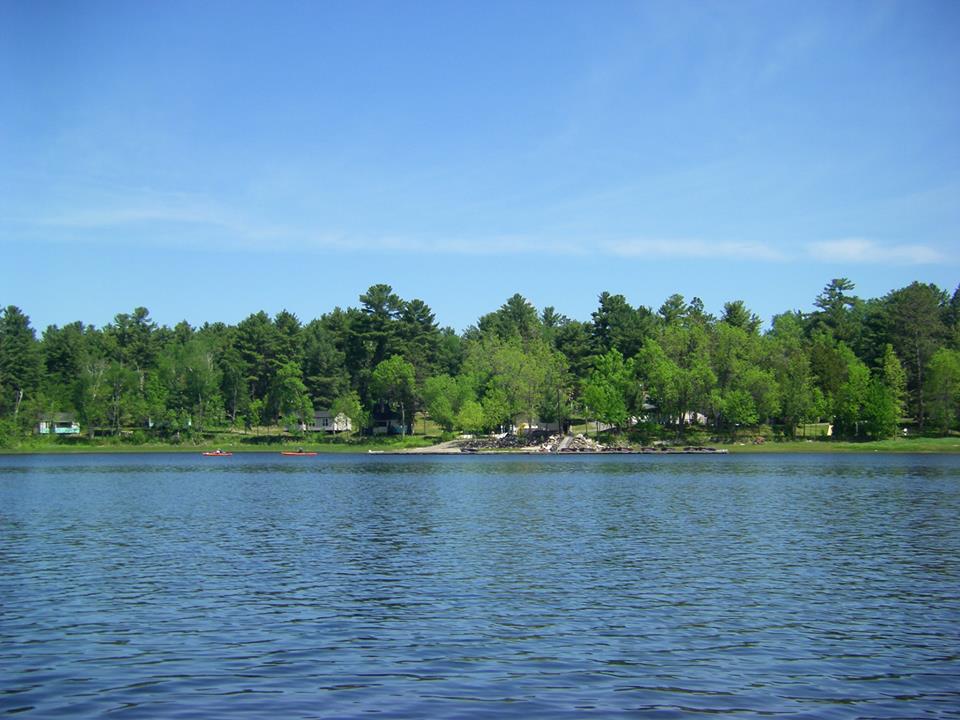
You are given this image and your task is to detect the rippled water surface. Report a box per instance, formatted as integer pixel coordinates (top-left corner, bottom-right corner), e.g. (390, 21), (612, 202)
(2, 453), (959, 718)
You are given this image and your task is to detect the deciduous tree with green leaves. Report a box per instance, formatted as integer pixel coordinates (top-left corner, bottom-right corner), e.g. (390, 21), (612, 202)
(332, 391), (368, 433)
(370, 355), (417, 436)
(582, 349), (634, 430)
(926, 349), (960, 433)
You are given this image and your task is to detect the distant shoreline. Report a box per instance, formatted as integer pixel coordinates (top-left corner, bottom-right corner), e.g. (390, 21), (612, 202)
(3, 437), (959, 456)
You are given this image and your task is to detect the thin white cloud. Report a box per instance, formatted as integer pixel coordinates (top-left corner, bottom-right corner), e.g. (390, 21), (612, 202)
(807, 238), (946, 265)
(301, 235), (783, 260)
(19, 193), (291, 248)
(38, 206), (220, 229)
(29, 188), (228, 230)
(303, 234), (586, 256)
(602, 238), (788, 261)
(13, 197), (951, 267)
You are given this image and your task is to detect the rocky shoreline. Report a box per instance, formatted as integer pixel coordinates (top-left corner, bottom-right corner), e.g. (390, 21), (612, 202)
(372, 433), (728, 455)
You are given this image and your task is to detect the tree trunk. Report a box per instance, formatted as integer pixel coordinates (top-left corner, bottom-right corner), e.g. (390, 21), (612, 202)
(916, 338), (924, 429)
(13, 388), (23, 422)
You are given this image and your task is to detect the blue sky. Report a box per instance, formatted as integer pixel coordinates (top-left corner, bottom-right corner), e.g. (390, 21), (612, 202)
(2, 0), (958, 332)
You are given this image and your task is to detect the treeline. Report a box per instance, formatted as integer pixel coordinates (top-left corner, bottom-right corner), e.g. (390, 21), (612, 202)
(1, 279), (959, 445)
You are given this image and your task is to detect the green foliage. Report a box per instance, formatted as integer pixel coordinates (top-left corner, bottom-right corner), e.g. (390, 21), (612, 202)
(456, 399), (485, 434)
(884, 281), (948, 425)
(0, 306), (42, 420)
(302, 320), (349, 409)
(723, 389), (759, 427)
(812, 278), (860, 344)
(741, 367), (780, 422)
(245, 398), (264, 431)
(582, 350), (634, 429)
(862, 377), (900, 439)
(371, 355), (417, 434)
(926, 348), (960, 433)
(636, 326), (716, 433)
(768, 313), (818, 434)
(331, 391), (368, 431)
(422, 374), (472, 431)
(481, 386), (511, 431)
(721, 300), (761, 334)
(833, 346), (870, 437)
(462, 334), (567, 430)
(270, 361), (312, 424)
(591, 292), (654, 359)
(0, 417), (16, 447)
(635, 338), (681, 423)
(879, 343), (907, 418)
(5, 279), (959, 446)
(475, 293), (541, 343)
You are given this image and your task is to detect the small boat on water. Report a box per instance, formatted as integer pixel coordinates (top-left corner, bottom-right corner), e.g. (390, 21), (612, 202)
(202, 450), (232, 457)
(281, 450), (317, 456)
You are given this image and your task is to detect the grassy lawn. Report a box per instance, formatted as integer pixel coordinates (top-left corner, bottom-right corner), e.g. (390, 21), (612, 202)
(4, 425), (960, 455)
(725, 436), (960, 453)
(0, 428), (439, 455)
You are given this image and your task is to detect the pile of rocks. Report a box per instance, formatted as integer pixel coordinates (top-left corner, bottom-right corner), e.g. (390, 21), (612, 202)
(459, 431), (638, 453)
(532, 435), (565, 452)
(559, 433), (607, 452)
(460, 431), (555, 451)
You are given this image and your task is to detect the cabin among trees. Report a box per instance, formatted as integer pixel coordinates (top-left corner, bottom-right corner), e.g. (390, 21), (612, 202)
(309, 410), (351, 433)
(371, 408), (413, 436)
(36, 413), (80, 435)
(1, 278), (959, 447)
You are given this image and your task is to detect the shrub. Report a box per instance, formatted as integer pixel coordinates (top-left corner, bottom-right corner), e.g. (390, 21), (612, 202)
(0, 419), (16, 448)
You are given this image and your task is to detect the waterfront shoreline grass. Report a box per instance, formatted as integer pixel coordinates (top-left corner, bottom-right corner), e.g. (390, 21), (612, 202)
(0, 434), (437, 455)
(3, 436), (959, 455)
(724, 437), (960, 453)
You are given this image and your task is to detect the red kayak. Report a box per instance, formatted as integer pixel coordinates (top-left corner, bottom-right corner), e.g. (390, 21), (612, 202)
(203, 450), (233, 457)
(281, 451), (317, 456)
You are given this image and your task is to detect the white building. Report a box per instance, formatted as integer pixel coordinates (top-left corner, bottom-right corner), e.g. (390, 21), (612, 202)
(309, 410), (352, 433)
(37, 414), (80, 435)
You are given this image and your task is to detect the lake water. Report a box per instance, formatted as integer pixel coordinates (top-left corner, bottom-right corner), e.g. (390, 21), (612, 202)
(1, 453), (958, 718)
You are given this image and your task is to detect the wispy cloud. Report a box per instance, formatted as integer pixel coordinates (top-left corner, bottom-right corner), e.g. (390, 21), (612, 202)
(807, 238), (946, 265)
(602, 238), (788, 261)
(38, 205), (222, 229)
(295, 235), (787, 260)
(37, 203), (287, 243)
(299, 234), (579, 256)
(16, 191), (293, 249)
(11, 195), (951, 267)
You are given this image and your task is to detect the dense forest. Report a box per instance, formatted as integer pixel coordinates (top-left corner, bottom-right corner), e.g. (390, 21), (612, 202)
(1, 279), (959, 446)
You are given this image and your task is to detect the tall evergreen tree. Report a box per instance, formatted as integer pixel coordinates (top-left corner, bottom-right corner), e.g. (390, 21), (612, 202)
(0, 306), (42, 423)
(885, 282), (947, 426)
(302, 320), (350, 410)
(811, 278), (860, 345)
(591, 292), (653, 359)
(233, 311), (280, 403)
(721, 300), (761, 334)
